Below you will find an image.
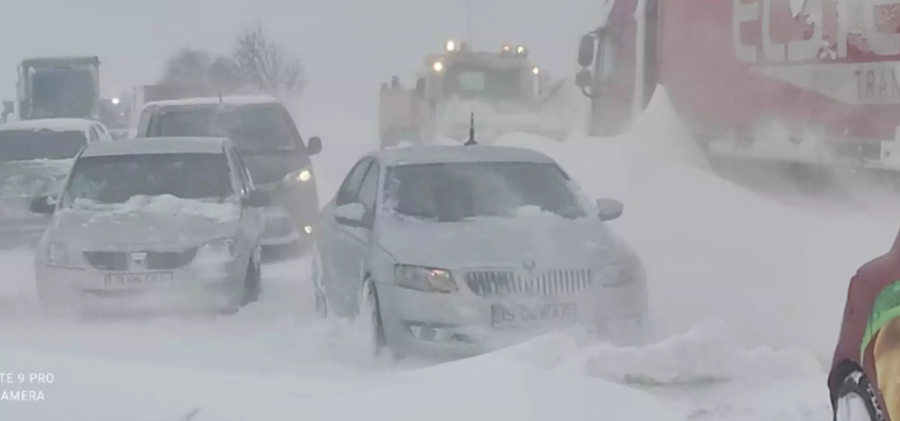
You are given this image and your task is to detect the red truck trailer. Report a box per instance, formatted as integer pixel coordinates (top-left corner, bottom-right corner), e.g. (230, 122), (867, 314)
(577, 0), (900, 180)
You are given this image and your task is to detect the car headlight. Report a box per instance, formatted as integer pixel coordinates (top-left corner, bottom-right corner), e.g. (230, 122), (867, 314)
(194, 238), (236, 264)
(284, 166), (313, 183)
(42, 242), (83, 268)
(394, 264), (457, 293)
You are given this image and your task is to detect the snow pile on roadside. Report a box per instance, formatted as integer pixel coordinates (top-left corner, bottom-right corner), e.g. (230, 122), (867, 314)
(72, 194), (239, 223)
(496, 88), (895, 361)
(0, 345), (688, 421)
(500, 322), (822, 386)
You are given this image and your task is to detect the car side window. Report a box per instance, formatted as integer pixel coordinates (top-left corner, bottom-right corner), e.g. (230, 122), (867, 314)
(224, 149), (246, 195)
(336, 159), (372, 206)
(137, 108), (153, 136)
(97, 125), (110, 140)
(357, 162), (379, 213)
(88, 127), (100, 142)
(232, 148), (255, 190)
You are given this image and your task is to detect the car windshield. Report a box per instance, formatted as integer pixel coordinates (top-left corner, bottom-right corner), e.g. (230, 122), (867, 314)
(384, 161), (585, 222)
(63, 153), (233, 205)
(155, 104), (300, 152)
(30, 68), (96, 119)
(442, 65), (525, 101)
(0, 129), (87, 163)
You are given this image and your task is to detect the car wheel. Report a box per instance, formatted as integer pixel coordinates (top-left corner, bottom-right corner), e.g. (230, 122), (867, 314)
(835, 371), (883, 421)
(312, 246), (328, 318)
(356, 278), (387, 356)
(242, 258), (262, 306)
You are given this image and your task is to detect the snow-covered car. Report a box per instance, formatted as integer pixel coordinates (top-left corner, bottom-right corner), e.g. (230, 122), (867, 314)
(312, 145), (648, 357)
(30, 137), (270, 315)
(828, 229), (900, 421)
(0, 118), (112, 249)
(134, 95), (322, 256)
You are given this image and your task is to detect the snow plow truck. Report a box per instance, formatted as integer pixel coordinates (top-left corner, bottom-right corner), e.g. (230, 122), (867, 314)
(379, 40), (570, 148)
(577, 0), (900, 183)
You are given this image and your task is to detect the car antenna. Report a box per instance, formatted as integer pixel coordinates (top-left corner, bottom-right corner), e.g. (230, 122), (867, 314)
(464, 111), (477, 146)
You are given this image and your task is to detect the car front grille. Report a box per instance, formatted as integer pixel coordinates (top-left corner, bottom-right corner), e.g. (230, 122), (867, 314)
(83, 249), (198, 271)
(464, 269), (593, 298)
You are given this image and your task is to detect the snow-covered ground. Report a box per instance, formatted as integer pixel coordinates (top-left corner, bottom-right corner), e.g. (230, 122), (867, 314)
(3, 86), (898, 420)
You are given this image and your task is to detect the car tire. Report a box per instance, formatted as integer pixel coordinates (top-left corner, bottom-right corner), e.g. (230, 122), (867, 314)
(242, 258), (262, 306)
(312, 246), (329, 318)
(834, 371), (883, 421)
(356, 278), (387, 357)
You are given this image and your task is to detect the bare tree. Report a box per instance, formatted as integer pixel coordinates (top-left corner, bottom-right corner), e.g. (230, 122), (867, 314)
(231, 22), (305, 99)
(159, 48), (241, 96)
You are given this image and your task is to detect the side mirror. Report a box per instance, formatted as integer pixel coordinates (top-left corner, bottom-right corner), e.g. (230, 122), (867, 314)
(415, 78), (426, 97)
(578, 34), (596, 68)
(575, 68), (593, 89)
(596, 198), (624, 221)
(243, 189), (270, 208)
(334, 202), (367, 227)
(30, 195), (57, 214)
(306, 136), (322, 156)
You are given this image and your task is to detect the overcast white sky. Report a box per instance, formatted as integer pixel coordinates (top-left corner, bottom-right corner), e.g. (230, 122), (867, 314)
(2, 0), (599, 136)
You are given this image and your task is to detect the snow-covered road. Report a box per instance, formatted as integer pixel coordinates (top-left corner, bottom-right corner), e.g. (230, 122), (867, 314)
(3, 87), (898, 420)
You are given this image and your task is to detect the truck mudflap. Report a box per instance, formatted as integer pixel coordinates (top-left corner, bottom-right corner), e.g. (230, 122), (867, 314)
(705, 126), (900, 173)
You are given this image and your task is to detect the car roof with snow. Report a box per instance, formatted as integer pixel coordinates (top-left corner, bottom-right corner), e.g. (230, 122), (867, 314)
(143, 95), (282, 109)
(0, 118), (97, 133)
(373, 145), (556, 167)
(80, 137), (231, 158)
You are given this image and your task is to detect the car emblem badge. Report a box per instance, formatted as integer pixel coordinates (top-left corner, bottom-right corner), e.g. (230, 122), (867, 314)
(523, 260), (536, 270)
(131, 252), (147, 267)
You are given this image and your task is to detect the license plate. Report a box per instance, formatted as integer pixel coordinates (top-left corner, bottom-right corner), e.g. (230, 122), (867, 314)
(491, 303), (577, 328)
(103, 272), (174, 289)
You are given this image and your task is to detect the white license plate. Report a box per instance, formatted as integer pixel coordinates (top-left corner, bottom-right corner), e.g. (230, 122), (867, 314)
(491, 303), (577, 328)
(103, 272), (174, 289)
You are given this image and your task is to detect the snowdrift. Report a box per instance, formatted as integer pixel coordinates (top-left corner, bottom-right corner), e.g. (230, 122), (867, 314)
(0, 347), (686, 421)
(496, 86), (897, 362)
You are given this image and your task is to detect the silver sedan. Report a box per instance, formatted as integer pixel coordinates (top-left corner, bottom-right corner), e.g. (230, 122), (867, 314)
(313, 145), (648, 358)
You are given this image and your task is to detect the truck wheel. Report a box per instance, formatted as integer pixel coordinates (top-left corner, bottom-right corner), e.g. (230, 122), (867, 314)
(834, 371), (883, 421)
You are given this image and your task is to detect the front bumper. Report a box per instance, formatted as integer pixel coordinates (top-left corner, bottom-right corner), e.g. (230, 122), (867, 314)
(34, 259), (246, 315)
(375, 279), (647, 358)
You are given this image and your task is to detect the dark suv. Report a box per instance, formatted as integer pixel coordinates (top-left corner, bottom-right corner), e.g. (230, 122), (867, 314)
(135, 95), (322, 256)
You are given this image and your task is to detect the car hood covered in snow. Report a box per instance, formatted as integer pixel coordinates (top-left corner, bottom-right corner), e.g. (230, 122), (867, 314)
(378, 207), (638, 271)
(47, 195), (241, 250)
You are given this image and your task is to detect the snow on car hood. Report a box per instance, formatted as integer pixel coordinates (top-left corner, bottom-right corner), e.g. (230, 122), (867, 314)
(379, 206), (637, 271)
(0, 159), (71, 220)
(49, 195), (240, 249)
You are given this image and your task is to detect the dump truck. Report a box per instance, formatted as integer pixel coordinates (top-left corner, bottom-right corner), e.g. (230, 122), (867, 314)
(379, 40), (569, 148)
(577, 0), (900, 182)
